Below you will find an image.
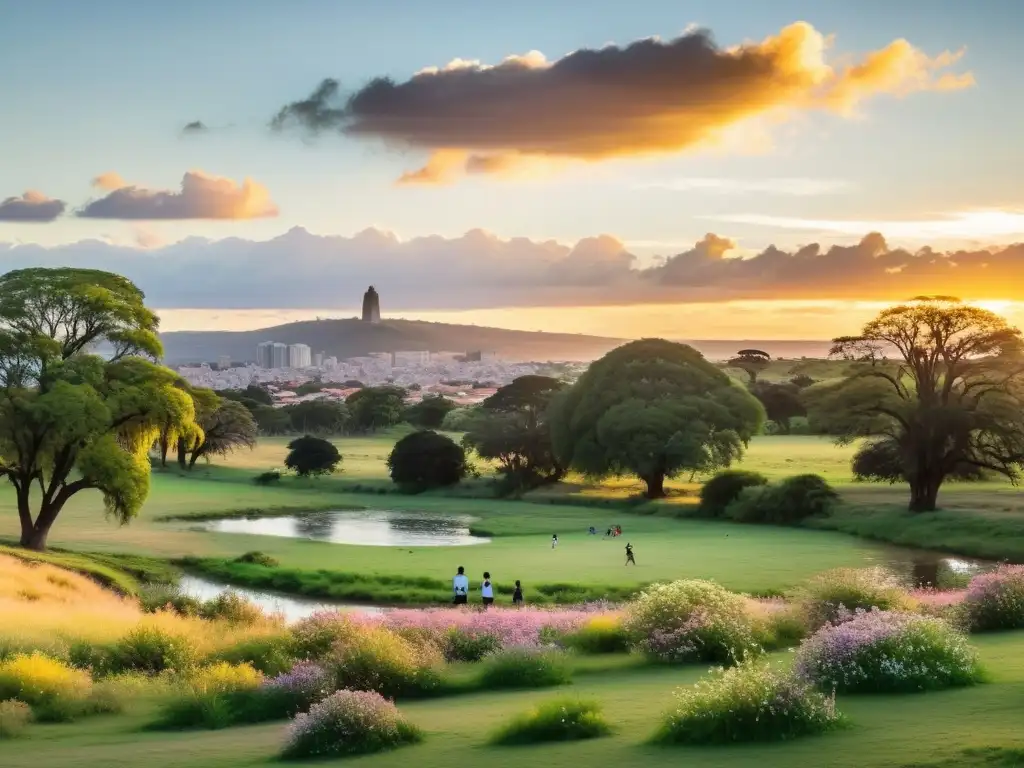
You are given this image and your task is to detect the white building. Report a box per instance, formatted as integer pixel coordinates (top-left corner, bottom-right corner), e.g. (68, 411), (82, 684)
(256, 341), (275, 368)
(271, 342), (289, 369)
(217, 354), (231, 370)
(313, 351), (324, 367)
(393, 350), (430, 367)
(288, 343), (312, 369)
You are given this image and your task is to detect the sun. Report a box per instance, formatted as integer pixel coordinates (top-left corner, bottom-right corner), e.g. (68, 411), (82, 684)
(971, 300), (1013, 316)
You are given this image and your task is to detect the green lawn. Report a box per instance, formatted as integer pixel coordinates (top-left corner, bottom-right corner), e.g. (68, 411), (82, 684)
(2, 633), (1023, 768)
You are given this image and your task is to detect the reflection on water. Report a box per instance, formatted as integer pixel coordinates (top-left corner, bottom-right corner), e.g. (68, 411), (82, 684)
(880, 551), (991, 589)
(194, 510), (489, 547)
(177, 575), (384, 623)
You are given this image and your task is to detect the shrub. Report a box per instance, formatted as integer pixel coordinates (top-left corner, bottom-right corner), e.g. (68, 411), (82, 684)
(329, 627), (442, 699)
(281, 689), (422, 759)
(477, 648), (571, 690)
(253, 470), (281, 485)
(958, 565), (1024, 632)
(387, 430), (468, 491)
(623, 580), (759, 664)
(795, 567), (916, 629)
(257, 662), (335, 720)
(104, 625), (198, 674)
(794, 611), (981, 693)
(490, 698), (611, 745)
(725, 474), (838, 525)
(443, 630), (501, 663)
(153, 662), (264, 730)
(291, 612), (369, 662)
(0, 653), (93, 722)
(138, 584), (203, 616)
(0, 699), (33, 739)
(234, 551), (279, 568)
(699, 470), (769, 518)
(653, 662), (842, 745)
(210, 632), (296, 676)
(562, 615), (630, 654)
(285, 435), (342, 477)
(198, 591), (266, 625)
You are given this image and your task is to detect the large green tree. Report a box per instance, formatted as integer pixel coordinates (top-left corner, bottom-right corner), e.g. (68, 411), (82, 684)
(0, 268), (200, 550)
(345, 385), (406, 432)
(817, 297), (1024, 511)
(404, 394), (456, 429)
(550, 339), (765, 498)
(462, 375), (565, 490)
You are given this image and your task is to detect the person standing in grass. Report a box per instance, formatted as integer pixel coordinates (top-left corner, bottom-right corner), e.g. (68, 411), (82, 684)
(481, 571), (494, 608)
(453, 566), (469, 605)
(551, 533), (558, 549)
(512, 579), (524, 608)
(625, 542), (636, 566)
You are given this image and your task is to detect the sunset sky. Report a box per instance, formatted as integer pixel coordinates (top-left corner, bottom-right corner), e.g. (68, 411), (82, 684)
(2, 0), (1023, 338)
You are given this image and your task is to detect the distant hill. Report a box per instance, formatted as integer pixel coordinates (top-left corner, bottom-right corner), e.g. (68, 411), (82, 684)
(159, 318), (628, 365)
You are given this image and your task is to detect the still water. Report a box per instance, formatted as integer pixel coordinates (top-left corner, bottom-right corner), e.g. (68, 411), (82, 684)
(192, 510), (489, 547)
(177, 574), (384, 623)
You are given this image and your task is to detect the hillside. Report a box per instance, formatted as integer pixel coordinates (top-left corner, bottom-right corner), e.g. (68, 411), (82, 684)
(159, 318), (627, 364)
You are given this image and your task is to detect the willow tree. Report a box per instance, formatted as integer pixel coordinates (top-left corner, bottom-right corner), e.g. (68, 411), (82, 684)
(0, 268), (199, 550)
(819, 297), (1024, 512)
(550, 339), (765, 498)
(180, 397), (258, 470)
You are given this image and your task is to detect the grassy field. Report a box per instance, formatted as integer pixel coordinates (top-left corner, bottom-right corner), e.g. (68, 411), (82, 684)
(2, 632), (1023, 768)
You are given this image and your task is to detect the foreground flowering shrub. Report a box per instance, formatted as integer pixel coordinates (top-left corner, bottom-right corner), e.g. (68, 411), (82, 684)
(329, 626), (442, 699)
(281, 689), (422, 759)
(153, 662), (264, 729)
(0, 652), (93, 722)
(623, 580), (759, 664)
(258, 662), (335, 719)
(794, 611), (981, 693)
(490, 697), (611, 745)
(291, 613), (371, 662)
(653, 662), (841, 744)
(562, 614), (630, 654)
(794, 568), (916, 630)
(477, 648), (571, 690)
(958, 566), (1024, 632)
(0, 699), (33, 739)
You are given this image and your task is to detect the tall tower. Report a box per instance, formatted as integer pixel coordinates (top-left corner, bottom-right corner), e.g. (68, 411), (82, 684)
(361, 285), (381, 323)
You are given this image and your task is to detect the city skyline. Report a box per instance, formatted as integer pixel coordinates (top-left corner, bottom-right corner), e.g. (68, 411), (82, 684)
(2, 1), (1022, 338)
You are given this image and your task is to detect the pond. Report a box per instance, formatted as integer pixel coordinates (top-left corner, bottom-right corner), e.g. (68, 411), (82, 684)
(877, 549), (992, 589)
(190, 510), (489, 547)
(177, 575), (385, 622)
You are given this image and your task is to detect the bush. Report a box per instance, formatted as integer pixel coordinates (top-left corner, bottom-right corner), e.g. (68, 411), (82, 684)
(623, 580), (760, 664)
(795, 567), (916, 629)
(257, 662), (335, 720)
(562, 615), (630, 654)
(103, 625), (198, 674)
(153, 662), (264, 730)
(198, 591), (265, 625)
(210, 633), (296, 676)
(725, 474), (838, 525)
(329, 627), (442, 699)
(0, 653), (93, 722)
(291, 612), (368, 662)
(443, 630), (501, 663)
(477, 648), (571, 690)
(794, 611), (981, 693)
(234, 551), (279, 568)
(254, 470), (281, 486)
(490, 698), (611, 745)
(0, 699), (33, 739)
(285, 436), (342, 477)
(653, 662), (842, 744)
(699, 470), (769, 518)
(137, 585), (203, 616)
(958, 565), (1024, 632)
(281, 689), (422, 759)
(387, 430), (468, 491)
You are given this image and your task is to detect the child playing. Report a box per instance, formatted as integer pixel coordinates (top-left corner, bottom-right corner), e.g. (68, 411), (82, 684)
(512, 579), (524, 607)
(481, 571), (494, 607)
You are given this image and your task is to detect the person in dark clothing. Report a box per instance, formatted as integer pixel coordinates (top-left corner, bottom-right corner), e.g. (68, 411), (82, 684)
(625, 542), (636, 565)
(512, 579), (524, 607)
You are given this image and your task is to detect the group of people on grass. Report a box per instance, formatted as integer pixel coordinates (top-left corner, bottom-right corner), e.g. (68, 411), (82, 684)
(451, 536), (636, 606)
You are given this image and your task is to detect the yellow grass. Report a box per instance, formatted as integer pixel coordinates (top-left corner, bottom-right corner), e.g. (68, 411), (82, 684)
(0, 555), (283, 660)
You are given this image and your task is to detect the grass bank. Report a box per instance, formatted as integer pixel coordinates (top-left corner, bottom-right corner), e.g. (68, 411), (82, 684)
(0, 544), (176, 595)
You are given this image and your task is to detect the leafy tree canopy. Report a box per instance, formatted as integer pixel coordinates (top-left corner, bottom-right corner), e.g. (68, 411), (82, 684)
(0, 267), (199, 550)
(345, 385), (406, 432)
(815, 297), (1024, 511)
(728, 349), (771, 384)
(284, 435), (342, 477)
(283, 399), (349, 434)
(180, 396), (258, 469)
(750, 382), (806, 434)
(550, 339), (765, 498)
(387, 430), (468, 492)
(404, 394), (456, 429)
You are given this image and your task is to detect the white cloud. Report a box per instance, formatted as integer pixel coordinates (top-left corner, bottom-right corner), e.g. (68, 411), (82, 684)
(635, 177), (851, 196)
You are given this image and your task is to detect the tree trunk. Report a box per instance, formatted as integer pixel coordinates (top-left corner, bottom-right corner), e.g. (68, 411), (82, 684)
(643, 472), (666, 499)
(159, 434), (169, 468)
(176, 437), (187, 469)
(188, 449), (202, 470)
(908, 474), (941, 512)
(18, 499), (64, 552)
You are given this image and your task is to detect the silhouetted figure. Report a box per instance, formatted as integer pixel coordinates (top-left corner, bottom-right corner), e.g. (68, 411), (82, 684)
(512, 579), (524, 607)
(361, 286), (381, 323)
(625, 542), (636, 566)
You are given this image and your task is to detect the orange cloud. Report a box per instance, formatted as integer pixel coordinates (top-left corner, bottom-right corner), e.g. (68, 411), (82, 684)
(92, 172), (128, 191)
(78, 170), (279, 220)
(273, 21), (972, 182)
(0, 190), (66, 222)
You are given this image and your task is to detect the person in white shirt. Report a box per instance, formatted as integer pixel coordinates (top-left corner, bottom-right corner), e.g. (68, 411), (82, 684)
(452, 566), (469, 605)
(551, 533), (558, 549)
(481, 571), (494, 608)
